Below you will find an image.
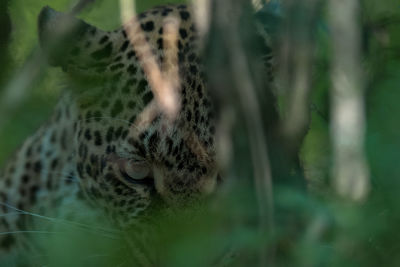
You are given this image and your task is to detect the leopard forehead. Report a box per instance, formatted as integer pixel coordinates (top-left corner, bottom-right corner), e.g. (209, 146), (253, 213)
(39, 3), (219, 223)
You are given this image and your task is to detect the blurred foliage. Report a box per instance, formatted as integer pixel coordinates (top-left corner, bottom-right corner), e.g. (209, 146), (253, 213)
(1, 0), (400, 266)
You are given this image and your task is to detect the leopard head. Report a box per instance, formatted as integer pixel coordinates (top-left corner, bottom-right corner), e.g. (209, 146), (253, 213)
(38, 4), (219, 227)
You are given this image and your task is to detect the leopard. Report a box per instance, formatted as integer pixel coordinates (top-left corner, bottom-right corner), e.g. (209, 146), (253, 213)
(0, 2), (275, 265)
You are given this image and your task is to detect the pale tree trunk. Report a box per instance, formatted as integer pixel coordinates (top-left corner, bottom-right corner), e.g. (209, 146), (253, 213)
(328, 0), (370, 201)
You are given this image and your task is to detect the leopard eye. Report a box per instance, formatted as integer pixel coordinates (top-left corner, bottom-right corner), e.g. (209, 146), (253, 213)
(119, 159), (153, 186)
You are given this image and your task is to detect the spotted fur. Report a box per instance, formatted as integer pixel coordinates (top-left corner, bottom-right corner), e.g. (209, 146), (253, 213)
(0, 3), (219, 256)
(0, 3), (273, 262)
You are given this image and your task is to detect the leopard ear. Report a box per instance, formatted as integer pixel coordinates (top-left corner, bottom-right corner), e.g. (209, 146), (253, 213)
(38, 6), (117, 68)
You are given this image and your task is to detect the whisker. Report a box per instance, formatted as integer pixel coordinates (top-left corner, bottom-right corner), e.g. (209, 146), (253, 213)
(0, 230), (63, 236)
(0, 202), (120, 239)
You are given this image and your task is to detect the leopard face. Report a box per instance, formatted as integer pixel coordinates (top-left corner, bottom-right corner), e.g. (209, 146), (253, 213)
(38, 4), (218, 227)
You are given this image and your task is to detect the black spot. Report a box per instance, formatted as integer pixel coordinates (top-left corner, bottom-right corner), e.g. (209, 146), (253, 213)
(22, 174), (30, 183)
(30, 185), (39, 203)
(84, 129), (92, 140)
(137, 79), (148, 94)
(86, 164), (92, 176)
(66, 172), (75, 184)
(139, 131), (148, 141)
(142, 92), (153, 105)
(120, 40), (130, 52)
(165, 138), (173, 155)
(165, 160), (173, 170)
(162, 8), (172, 16)
(177, 161), (184, 170)
(127, 65), (137, 74)
(189, 165), (196, 172)
(94, 131), (103, 146)
(115, 126), (123, 139)
(127, 50), (136, 59)
(50, 132), (57, 143)
(122, 130), (129, 139)
(189, 65), (198, 75)
(114, 187), (123, 195)
(99, 35), (109, 44)
(158, 27), (163, 34)
(208, 137), (214, 145)
(148, 132), (160, 152)
(182, 98), (187, 107)
(196, 84), (203, 98)
(91, 43), (113, 60)
(90, 154), (97, 165)
(23, 163), (31, 171)
(111, 100), (123, 117)
(51, 159), (59, 170)
(195, 110), (200, 124)
(179, 11), (190, 21)
(179, 28), (188, 39)
(186, 110), (192, 121)
(157, 38), (163, 50)
(141, 21), (154, 32)
(26, 146), (32, 157)
(106, 127), (114, 143)
(34, 161), (42, 173)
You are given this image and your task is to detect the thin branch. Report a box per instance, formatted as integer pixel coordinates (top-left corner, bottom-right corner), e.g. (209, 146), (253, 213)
(119, 0), (180, 121)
